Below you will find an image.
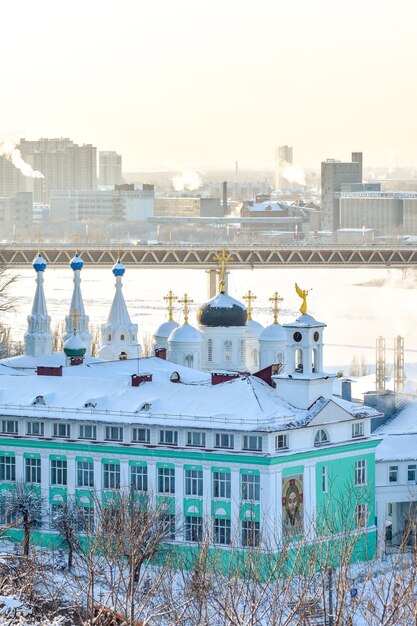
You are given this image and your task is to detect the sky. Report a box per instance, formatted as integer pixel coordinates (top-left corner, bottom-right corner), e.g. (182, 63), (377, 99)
(1, 0), (417, 171)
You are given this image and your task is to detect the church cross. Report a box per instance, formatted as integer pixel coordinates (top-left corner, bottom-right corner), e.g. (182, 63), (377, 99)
(213, 249), (233, 292)
(178, 293), (193, 324)
(163, 290), (177, 321)
(243, 290), (257, 321)
(269, 291), (283, 324)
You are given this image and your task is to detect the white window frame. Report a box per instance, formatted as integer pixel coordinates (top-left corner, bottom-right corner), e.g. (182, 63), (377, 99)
(212, 471), (231, 499)
(103, 463), (120, 489)
(352, 422), (364, 438)
(27, 421), (44, 437)
(275, 434), (289, 450)
(105, 426), (123, 442)
(356, 503), (368, 528)
(241, 520), (260, 547)
(407, 464), (417, 483)
(314, 429), (330, 446)
(241, 473), (260, 502)
(185, 516), (203, 542)
(187, 431), (206, 447)
(243, 435), (262, 452)
(0, 456), (15, 482)
(355, 460), (367, 486)
(1, 420), (18, 435)
(185, 469), (203, 497)
(130, 465), (148, 492)
(213, 518), (231, 545)
(158, 467), (175, 494)
(215, 433), (234, 449)
(159, 430), (178, 446)
(25, 457), (41, 484)
(79, 424), (97, 440)
(53, 423), (71, 438)
(132, 428), (150, 443)
(51, 459), (67, 486)
(388, 465), (399, 483)
(77, 461), (94, 488)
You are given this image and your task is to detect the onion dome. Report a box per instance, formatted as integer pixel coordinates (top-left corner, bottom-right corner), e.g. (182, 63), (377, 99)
(33, 254), (47, 272)
(197, 292), (247, 327)
(112, 259), (125, 276)
(155, 319), (179, 339)
(63, 333), (87, 357)
(246, 319), (264, 339)
(168, 324), (203, 343)
(259, 323), (286, 342)
(70, 252), (84, 271)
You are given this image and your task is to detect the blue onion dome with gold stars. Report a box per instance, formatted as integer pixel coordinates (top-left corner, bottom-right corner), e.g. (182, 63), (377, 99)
(33, 253), (47, 272)
(70, 252), (84, 271)
(112, 259), (125, 276)
(197, 292), (247, 327)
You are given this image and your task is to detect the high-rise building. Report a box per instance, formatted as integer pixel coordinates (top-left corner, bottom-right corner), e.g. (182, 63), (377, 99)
(321, 152), (363, 231)
(99, 151), (123, 186)
(275, 145), (293, 190)
(18, 138), (97, 204)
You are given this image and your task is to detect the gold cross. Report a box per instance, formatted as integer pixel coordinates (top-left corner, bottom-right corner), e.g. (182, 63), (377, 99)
(72, 309), (79, 334)
(243, 290), (257, 321)
(178, 293), (193, 324)
(269, 292), (283, 324)
(213, 249), (233, 292)
(163, 290), (177, 321)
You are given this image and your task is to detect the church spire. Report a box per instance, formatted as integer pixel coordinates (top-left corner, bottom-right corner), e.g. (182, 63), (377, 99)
(98, 258), (140, 361)
(24, 254), (53, 357)
(64, 253), (91, 354)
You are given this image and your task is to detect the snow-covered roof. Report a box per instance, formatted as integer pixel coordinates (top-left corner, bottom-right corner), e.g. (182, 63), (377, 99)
(154, 319), (179, 339)
(0, 352), (102, 370)
(246, 319), (264, 339)
(0, 356), (379, 433)
(259, 323), (286, 342)
(284, 313), (326, 328)
(168, 323), (203, 343)
(373, 395), (417, 461)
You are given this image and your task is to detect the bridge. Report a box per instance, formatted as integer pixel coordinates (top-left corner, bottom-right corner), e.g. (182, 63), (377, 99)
(2, 243), (417, 269)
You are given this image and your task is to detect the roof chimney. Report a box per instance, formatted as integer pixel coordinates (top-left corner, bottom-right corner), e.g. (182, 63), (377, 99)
(155, 347), (167, 360)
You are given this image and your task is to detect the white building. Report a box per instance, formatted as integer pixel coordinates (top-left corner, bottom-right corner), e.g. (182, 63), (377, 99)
(99, 151), (123, 187)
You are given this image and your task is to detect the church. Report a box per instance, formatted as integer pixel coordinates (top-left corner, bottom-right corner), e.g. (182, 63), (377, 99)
(0, 252), (390, 559)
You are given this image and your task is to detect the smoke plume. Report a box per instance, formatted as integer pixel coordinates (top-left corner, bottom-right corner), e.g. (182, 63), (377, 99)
(172, 170), (202, 191)
(280, 163), (306, 186)
(0, 140), (44, 178)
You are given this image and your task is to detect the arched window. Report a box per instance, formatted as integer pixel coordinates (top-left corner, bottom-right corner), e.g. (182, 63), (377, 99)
(207, 339), (213, 362)
(314, 429), (330, 447)
(108, 334), (112, 341)
(119, 352), (128, 361)
(185, 354), (194, 368)
(312, 349), (317, 373)
(277, 351), (284, 364)
(224, 340), (232, 362)
(240, 339), (245, 363)
(252, 348), (258, 368)
(120, 334), (125, 341)
(295, 348), (303, 373)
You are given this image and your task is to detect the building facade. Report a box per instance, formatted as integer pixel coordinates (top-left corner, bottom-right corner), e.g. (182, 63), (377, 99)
(321, 153), (363, 231)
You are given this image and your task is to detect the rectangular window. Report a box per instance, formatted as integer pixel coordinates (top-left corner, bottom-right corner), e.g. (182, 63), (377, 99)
(352, 422), (364, 438)
(50, 504), (64, 525)
(53, 423), (71, 438)
(78, 507), (94, 532)
(213, 471), (231, 499)
(243, 435), (262, 452)
(0, 456), (15, 482)
(185, 516), (203, 542)
(407, 464), (416, 483)
(213, 518), (231, 545)
(187, 431), (206, 447)
(356, 503), (368, 528)
(160, 513), (176, 540)
(215, 433), (234, 449)
(355, 460), (366, 486)
(103, 463), (120, 489)
(159, 430), (178, 446)
(275, 434), (289, 450)
(389, 465), (398, 483)
(241, 520), (260, 547)
(77, 461), (94, 488)
(0, 501), (14, 525)
(51, 459), (67, 486)
(1, 420), (18, 435)
(27, 421), (44, 437)
(130, 465), (148, 492)
(25, 457), (41, 484)
(241, 473), (260, 501)
(105, 426), (123, 442)
(79, 425), (97, 440)
(322, 466), (328, 493)
(132, 428), (150, 443)
(185, 469), (203, 497)
(158, 467), (175, 494)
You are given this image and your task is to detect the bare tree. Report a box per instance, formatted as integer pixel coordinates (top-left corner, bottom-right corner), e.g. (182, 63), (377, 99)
(51, 500), (84, 569)
(0, 481), (43, 557)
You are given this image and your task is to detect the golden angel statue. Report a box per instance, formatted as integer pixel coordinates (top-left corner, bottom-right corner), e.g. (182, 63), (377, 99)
(295, 283), (311, 315)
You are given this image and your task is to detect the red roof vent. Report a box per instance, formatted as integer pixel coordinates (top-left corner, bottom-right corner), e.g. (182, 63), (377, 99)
(211, 372), (240, 385)
(131, 373), (153, 387)
(36, 366), (63, 377)
(253, 363), (283, 387)
(155, 347), (167, 360)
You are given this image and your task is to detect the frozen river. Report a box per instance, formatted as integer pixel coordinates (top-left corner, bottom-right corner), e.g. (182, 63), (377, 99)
(3, 265), (417, 374)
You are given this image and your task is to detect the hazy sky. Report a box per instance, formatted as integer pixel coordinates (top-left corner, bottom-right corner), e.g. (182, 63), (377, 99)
(2, 0), (417, 170)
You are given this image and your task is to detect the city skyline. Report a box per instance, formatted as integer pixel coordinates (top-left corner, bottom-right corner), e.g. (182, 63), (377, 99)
(1, 0), (417, 171)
